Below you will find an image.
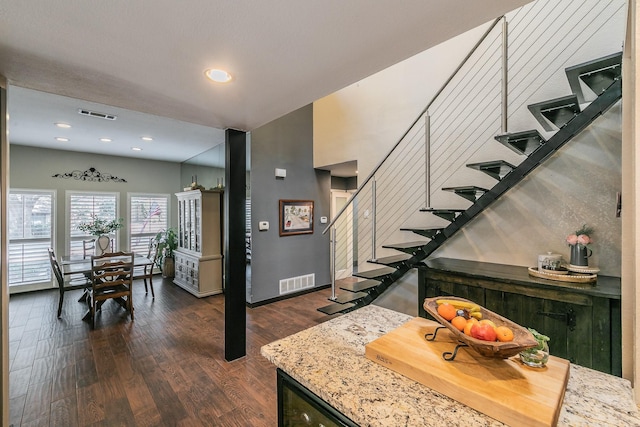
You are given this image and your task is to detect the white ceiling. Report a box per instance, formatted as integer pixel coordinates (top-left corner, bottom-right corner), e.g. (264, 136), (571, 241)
(0, 0), (531, 164)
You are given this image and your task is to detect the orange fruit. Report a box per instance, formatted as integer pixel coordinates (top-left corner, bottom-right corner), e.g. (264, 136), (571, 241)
(496, 326), (514, 342)
(437, 303), (457, 321)
(463, 318), (479, 336)
(451, 316), (467, 331)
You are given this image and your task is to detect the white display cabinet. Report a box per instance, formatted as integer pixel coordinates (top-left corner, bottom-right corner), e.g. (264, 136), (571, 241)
(173, 189), (223, 297)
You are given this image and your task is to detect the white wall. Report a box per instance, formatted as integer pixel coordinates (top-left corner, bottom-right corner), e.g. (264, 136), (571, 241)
(313, 22), (492, 178)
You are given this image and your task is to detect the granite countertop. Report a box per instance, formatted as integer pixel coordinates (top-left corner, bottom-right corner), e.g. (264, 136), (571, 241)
(261, 305), (639, 427)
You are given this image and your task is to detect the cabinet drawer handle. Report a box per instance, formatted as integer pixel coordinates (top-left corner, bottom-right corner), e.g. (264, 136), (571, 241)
(537, 308), (576, 331)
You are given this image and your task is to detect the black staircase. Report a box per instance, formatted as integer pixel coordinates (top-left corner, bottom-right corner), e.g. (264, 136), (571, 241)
(318, 52), (623, 315)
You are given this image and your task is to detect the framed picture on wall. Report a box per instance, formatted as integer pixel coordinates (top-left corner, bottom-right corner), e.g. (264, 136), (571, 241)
(279, 200), (314, 236)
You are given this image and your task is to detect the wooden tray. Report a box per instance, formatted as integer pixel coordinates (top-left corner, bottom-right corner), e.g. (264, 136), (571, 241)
(528, 267), (597, 283)
(423, 296), (538, 358)
(365, 317), (571, 427)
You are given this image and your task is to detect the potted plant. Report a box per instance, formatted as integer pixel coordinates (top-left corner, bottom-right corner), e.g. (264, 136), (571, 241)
(77, 215), (124, 255)
(153, 228), (178, 278)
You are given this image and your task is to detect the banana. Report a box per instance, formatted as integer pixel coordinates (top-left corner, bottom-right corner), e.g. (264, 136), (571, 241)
(436, 299), (481, 312)
(469, 311), (483, 320)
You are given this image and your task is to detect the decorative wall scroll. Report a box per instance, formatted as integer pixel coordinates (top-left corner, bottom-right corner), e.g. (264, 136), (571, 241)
(52, 167), (127, 182)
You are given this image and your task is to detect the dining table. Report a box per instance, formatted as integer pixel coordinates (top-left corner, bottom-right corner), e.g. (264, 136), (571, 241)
(61, 253), (154, 276)
(60, 253), (154, 321)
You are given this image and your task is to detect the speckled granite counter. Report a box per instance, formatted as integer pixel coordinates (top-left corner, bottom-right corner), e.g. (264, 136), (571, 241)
(261, 305), (639, 427)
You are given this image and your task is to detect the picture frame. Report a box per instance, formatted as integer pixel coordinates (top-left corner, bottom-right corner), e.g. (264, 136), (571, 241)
(279, 199), (314, 236)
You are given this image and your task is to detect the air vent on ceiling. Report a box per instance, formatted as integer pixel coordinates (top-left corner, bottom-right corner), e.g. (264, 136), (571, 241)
(78, 108), (117, 120)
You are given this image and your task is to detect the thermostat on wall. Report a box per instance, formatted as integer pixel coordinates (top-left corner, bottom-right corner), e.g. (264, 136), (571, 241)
(259, 221), (269, 231)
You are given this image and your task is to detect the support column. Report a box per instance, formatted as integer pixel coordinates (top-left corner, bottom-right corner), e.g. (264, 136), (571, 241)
(224, 129), (247, 361)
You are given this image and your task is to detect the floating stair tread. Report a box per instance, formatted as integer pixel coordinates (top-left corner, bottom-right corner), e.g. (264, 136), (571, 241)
(419, 208), (465, 222)
(340, 279), (380, 293)
(566, 51), (622, 103)
(317, 302), (356, 315)
(466, 160), (516, 181)
(370, 254), (412, 266)
(442, 186), (489, 202)
(442, 186), (489, 192)
(382, 241), (430, 250)
(528, 94), (580, 131)
(466, 160), (516, 170)
(401, 226), (445, 238)
(333, 291), (368, 304)
(418, 209), (464, 213)
(495, 130), (546, 156)
(353, 267), (396, 279)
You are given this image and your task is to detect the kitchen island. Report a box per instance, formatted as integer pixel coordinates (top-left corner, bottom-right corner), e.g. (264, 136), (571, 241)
(261, 305), (639, 426)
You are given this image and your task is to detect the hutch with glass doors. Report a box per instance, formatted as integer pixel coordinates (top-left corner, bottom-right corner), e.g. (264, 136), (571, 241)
(174, 189), (223, 297)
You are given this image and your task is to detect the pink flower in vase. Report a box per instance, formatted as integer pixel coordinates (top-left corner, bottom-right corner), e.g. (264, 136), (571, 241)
(566, 234), (578, 245)
(577, 234), (591, 246)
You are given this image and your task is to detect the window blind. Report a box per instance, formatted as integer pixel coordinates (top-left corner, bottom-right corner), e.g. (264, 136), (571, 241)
(68, 192), (118, 256)
(129, 194), (169, 254)
(8, 190), (54, 286)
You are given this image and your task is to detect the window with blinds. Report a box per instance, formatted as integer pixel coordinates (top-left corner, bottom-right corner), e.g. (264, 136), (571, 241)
(68, 191), (118, 256)
(8, 190), (55, 286)
(129, 193), (169, 254)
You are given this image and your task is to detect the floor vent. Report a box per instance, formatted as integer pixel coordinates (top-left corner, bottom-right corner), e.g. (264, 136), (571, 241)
(279, 273), (315, 295)
(78, 108), (117, 120)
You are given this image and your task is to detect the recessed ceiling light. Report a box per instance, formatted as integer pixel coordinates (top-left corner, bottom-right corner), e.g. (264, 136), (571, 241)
(205, 68), (232, 83)
(141, 136), (153, 141)
(100, 138), (112, 142)
(55, 122), (71, 129)
(55, 137), (69, 142)
(131, 147), (142, 151)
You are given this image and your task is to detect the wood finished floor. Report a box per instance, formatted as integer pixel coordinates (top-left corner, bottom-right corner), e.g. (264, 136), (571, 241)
(8, 277), (338, 426)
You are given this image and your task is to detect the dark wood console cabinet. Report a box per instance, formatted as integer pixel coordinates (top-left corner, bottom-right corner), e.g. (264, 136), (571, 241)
(418, 258), (621, 376)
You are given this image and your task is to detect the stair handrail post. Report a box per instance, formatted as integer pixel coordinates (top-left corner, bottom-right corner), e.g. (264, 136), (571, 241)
(371, 177), (377, 262)
(425, 112), (431, 209)
(322, 16), (503, 236)
(501, 16), (509, 133)
(330, 226), (337, 300)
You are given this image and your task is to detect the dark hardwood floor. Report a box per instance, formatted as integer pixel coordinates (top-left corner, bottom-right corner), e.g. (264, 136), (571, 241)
(8, 277), (338, 426)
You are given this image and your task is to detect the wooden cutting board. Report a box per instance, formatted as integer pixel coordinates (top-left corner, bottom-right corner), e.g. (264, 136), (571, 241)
(365, 317), (570, 427)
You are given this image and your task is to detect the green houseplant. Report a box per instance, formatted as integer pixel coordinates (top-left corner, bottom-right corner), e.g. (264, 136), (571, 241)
(153, 228), (178, 278)
(77, 215), (124, 236)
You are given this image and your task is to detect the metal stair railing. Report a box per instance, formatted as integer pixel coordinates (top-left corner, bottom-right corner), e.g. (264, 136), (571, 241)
(320, 0), (626, 310)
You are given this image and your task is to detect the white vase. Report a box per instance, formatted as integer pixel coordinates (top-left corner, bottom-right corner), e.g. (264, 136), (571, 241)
(95, 235), (111, 256)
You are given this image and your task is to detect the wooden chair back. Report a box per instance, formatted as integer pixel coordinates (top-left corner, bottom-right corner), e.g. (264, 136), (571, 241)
(82, 239), (95, 259)
(89, 251), (134, 328)
(48, 247), (91, 318)
(133, 240), (159, 297)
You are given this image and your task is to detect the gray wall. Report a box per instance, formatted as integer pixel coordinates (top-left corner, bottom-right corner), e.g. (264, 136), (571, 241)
(10, 145), (182, 277)
(331, 176), (357, 191)
(250, 104), (331, 303)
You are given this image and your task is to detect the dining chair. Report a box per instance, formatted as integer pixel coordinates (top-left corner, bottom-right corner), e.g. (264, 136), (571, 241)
(89, 251), (134, 328)
(82, 239), (95, 259)
(47, 248), (92, 318)
(83, 238), (114, 258)
(133, 240), (159, 297)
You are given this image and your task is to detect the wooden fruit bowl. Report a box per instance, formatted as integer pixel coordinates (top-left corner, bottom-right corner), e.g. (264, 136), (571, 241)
(423, 296), (539, 358)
